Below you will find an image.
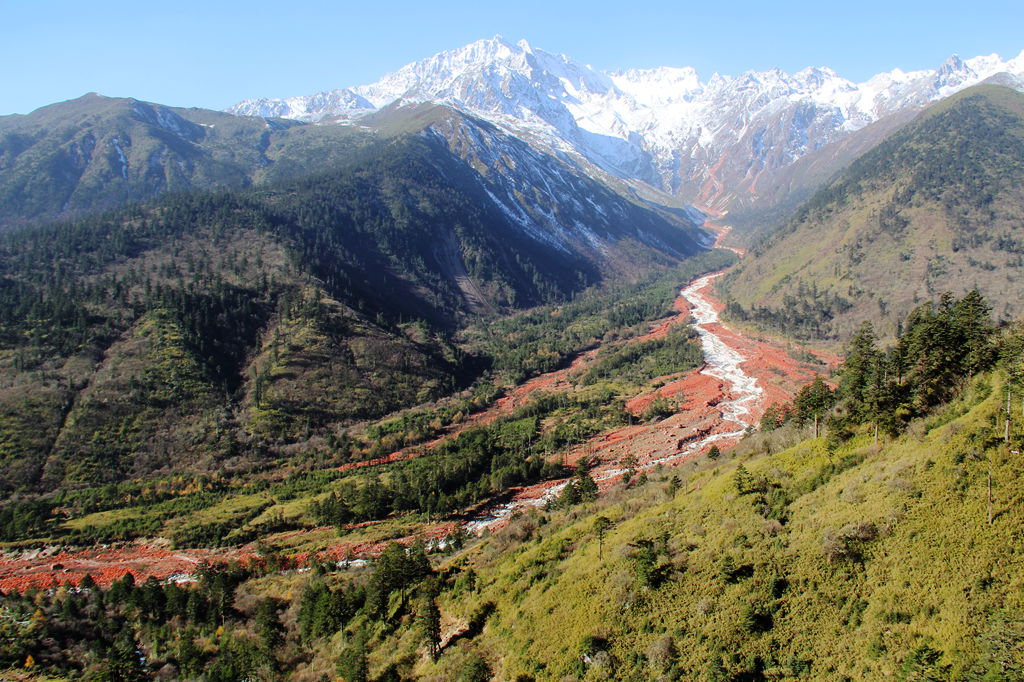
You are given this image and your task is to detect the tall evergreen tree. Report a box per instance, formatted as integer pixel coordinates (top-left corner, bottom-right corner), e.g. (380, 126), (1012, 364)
(840, 321), (880, 420)
(419, 581), (442, 661)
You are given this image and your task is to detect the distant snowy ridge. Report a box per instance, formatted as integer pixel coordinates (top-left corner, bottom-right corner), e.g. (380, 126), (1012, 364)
(229, 37), (1024, 202)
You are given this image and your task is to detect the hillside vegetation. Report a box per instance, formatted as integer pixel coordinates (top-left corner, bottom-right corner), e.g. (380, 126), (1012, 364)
(7, 70), (1024, 682)
(0, 125), (716, 492)
(0, 94), (379, 231)
(3, 291), (1022, 680)
(0, 250), (729, 549)
(721, 85), (1024, 343)
(442, 374), (1021, 680)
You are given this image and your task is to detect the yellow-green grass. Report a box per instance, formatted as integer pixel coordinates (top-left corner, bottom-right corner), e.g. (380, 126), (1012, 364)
(420, 372), (1018, 679)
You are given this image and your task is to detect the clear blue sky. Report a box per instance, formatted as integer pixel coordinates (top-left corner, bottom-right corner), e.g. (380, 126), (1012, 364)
(2, 0), (1022, 115)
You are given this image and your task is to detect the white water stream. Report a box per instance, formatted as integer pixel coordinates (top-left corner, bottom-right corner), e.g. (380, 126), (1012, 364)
(465, 271), (763, 534)
(682, 272), (763, 433)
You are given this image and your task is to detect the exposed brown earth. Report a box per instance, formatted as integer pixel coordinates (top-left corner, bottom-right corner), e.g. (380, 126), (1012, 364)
(470, 272), (834, 519)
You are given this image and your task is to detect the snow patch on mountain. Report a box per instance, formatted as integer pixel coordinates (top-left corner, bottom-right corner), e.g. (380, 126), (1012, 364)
(229, 39), (1024, 202)
(228, 88), (374, 121)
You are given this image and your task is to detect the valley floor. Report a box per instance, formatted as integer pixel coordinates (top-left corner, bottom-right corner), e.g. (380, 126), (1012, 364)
(0, 238), (833, 591)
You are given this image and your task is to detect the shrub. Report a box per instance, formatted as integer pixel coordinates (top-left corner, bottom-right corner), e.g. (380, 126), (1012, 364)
(821, 522), (878, 563)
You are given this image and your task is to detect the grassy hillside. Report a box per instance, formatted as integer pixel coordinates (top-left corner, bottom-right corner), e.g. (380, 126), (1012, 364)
(721, 85), (1024, 343)
(434, 371), (1020, 680)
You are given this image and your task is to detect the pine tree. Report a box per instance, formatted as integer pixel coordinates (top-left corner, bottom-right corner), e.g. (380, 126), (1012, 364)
(419, 583), (442, 661)
(793, 375), (836, 436)
(337, 629), (369, 682)
(256, 598), (283, 653)
(556, 461), (601, 507)
(841, 321), (879, 420)
(576, 468), (599, 502)
(734, 464), (752, 496)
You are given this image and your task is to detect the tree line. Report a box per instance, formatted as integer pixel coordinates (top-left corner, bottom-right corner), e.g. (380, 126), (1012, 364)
(761, 291), (998, 438)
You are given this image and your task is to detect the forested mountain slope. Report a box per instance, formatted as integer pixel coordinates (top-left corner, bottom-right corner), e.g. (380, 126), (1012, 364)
(0, 128), (707, 492)
(0, 94), (389, 231)
(721, 85), (1024, 342)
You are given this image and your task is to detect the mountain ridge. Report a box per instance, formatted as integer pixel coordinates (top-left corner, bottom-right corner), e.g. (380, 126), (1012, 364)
(721, 84), (1024, 342)
(230, 37), (1024, 211)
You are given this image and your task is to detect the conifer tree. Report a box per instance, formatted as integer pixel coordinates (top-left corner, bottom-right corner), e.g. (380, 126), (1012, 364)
(841, 321), (879, 420)
(419, 582), (442, 661)
(337, 629), (369, 682)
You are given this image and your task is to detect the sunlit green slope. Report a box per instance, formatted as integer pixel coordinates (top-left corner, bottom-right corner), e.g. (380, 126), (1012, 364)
(722, 85), (1024, 343)
(426, 372), (1023, 680)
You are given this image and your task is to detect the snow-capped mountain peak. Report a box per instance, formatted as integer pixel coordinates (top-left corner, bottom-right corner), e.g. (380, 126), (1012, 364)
(229, 40), (1024, 208)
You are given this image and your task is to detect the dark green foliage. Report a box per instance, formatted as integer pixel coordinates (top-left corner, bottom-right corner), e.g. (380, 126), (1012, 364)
(476, 249), (736, 384)
(734, 465), (753, 495)
(419, 580), (442, 661)
(361, 381), (500, 451)
(838, 292), (995, 430)
(297, 581), (362, 641)
(582, 325), (703, 386)
(365, 542), (432, 620)
(768, 292), (996, 442)
(337, 630), (369, 682)
(969, 610), (1024, 679)
(0, 498), (55, 540)
(898, 291), (996, 409)
(897, 645), (951, 681)
(791, 376), (836, 426)
(87, 634), (147, 682)
(725, 284), (852, 340)
(255, 598), (284, 653)
(999, 322), (1024, 394)
(556, 460), (600, 508)
(628, 537), (672, 587)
